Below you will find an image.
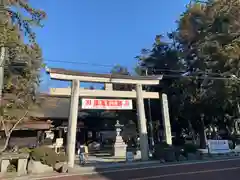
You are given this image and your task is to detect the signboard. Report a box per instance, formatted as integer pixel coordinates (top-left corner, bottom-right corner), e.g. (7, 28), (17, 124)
(161, 94), (172, 145)
(56, 138), (63, 147)
(81, 98), (133, 110)
(55, 138), (63, 154)
(208, 140), (230, 154)
(45, 131), (54, 140)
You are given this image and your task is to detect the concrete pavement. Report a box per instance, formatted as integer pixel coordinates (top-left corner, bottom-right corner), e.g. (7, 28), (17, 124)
(38, 158), (240, 180)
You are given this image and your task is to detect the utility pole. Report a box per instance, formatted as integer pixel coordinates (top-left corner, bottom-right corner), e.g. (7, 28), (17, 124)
(0, 46), (5, 103)
(0, 0), (6, 122)
(199, 75), (208, 149)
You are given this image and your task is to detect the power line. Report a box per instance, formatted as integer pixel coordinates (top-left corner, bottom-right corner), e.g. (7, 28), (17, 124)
(162, 74), (239, 81)
(5, 57), (240, 81)
(44, 59), (215, 71)
(1, 57), (216, 75)
(43, 59), (221, 74)
(44, 59), (121, 68)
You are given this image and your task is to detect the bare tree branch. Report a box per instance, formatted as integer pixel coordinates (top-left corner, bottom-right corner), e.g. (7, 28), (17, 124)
(1, 119), (8, 135)
(9, 110), (28, 134)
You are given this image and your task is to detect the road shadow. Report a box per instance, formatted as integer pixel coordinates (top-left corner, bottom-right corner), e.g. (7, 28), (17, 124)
(74, 151), (143, 179)
(78, 134), (148, 180)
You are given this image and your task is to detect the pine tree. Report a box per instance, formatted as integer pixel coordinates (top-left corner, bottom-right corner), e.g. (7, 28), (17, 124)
(0, 0), (46, 151)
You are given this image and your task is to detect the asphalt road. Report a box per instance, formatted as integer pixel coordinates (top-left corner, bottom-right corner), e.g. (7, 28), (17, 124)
(41, 158), (240, 180)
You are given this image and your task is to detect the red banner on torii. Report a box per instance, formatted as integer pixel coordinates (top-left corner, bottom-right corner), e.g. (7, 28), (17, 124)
(81, 98), (133, 110)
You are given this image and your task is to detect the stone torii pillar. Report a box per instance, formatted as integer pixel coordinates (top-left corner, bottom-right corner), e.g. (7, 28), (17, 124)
(136, 84), (149, 161)
(67, 80), (80, 168)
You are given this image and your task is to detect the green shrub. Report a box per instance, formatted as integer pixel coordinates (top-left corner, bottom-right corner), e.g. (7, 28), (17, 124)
(18, 147), (32, 154)
(183, 144), (198, 154)
(155, 142), (170, 149)
(153, 142), (173, 160)
(30, 147), (67, 167)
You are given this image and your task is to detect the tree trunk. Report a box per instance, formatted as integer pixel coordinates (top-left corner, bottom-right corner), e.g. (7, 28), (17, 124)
(188, 120), (196, 145)
(0, 111), (28, 152)
(199, 127), (207, 149)
(0, 134), (10, 152)
(199, 114), (207, 149)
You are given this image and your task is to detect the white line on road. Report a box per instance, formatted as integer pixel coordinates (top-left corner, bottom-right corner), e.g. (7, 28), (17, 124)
(29, 157), (240, 180)
(130, 166), (240, 180)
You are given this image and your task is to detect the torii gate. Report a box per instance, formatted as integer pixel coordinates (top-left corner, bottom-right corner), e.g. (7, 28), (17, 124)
(46, 68), (172, 168)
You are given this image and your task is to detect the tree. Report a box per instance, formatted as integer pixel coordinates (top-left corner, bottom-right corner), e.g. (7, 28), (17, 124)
(173, 0), (240, 146)
(0, 0), (46, 151)
(111, 64), (133, 91)
(1, 0), (46, 43)
(135, 0), (240, 148)
(136, 35), (188, 143)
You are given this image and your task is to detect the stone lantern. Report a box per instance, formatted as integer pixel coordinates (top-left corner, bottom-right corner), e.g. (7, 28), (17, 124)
(113, 120), (127, 158)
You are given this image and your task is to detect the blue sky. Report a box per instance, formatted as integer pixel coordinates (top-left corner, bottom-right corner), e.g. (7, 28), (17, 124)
(31, 0), (190, 91)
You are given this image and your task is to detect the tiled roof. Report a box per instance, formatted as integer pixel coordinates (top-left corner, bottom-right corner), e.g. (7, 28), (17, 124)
(32, 94), (99, 119)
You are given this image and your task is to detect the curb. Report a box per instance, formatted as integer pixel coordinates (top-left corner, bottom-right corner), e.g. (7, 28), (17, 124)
(66, 160), (161, 174)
